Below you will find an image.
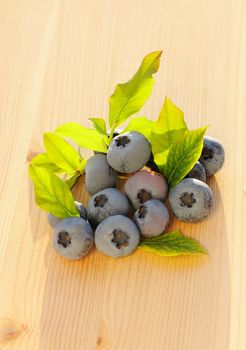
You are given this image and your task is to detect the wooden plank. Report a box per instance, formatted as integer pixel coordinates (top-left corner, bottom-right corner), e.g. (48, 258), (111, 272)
(0, 0), (245, 349)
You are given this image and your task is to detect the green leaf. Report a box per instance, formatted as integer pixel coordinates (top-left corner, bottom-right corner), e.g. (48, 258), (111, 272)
(64, 158), (87, 189)
(163, 126), (207, 188)
(152, 97), (187, 134)
(139, 230), (208, 256)
(151, 129), (187, 155)
(109, 51), (162, 128)
(79, 158), (87, 172)
(44, 132), (81, 173)
(153, 150), (169, 170)
(29, 164), (80, 218)
(89, 118), (107, 135)
(55, 122), (107, 153)
(31, 153), (66, 173)
(122, 116), (153, 138)
(65, 172), (80, 190)
(150, 97), (187, 155)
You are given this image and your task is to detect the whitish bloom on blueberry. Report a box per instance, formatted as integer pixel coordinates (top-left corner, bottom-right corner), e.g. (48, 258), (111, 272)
(84, 154), (117, 195)
(74, 201), (87, 220)
(87, 188), (130, 228)
(185, 161), (206, 183)
(199, 136), (225, 176)
(48, 201), (87, 227)
(169, 178), (213, 222)
(95, 215), (140, 257)
(134, 199), (169, 237)
(124, 170), (168, 209)
(107, 131), (151, 173)
(53, 217), (94, 260)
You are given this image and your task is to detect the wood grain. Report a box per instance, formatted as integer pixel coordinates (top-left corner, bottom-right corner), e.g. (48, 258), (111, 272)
(0, 0), (245, 349)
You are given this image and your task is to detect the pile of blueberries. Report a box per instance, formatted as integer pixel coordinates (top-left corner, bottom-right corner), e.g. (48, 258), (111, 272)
(48, 131), (224, 260)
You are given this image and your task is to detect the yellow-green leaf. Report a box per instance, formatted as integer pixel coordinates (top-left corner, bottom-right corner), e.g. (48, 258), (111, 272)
(122, 116), (153, 138)
(150, 97), (187, 155)
(29, 165), (79, 218)
(163, 127), (207, 188)
(31, 153), (66, 173)
(153, 150), (169, 171)
(79, 158), (87, 171)
(65, 172), (80, 190)
(152, 97), (187, 134)
(89, 118), (107, 135)
(139, 230), (208, 256)
(109, 51), (162, 128)
(44, 132), (81, 173)
(55, 122), (107, 153)
(64, 158), (87, 189)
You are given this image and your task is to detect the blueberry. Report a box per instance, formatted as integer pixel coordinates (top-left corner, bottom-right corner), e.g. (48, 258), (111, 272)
(87, 188), (130, 228)
(185, 161), (206, 183)
(53, 217), (94, 260)
(84, 154), (117, 195)
(124, 170), (168, 209)
(95, 215), (140, 257)
(199, 136), (225, 176)
(134, 199), (169, 237)
(107, 131), (151, 173)
(169, 178), (213, 222)
(48, 201), (87, 227)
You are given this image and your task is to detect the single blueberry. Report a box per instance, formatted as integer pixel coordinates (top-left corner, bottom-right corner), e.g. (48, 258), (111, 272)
(134, 199), (169, 237)
(84, 154), (117, 195)
(53, 217), (94, 260)
(95, 215), (140, 257)
(124, 170), (168, 209)
(87, 188), (130, 228)
(169, 178), (213, 222)
(107, 131), (151, 173)
(185, 161), (206, 183)
(199, 136), (225, 176)
(48, 201), (87, 228)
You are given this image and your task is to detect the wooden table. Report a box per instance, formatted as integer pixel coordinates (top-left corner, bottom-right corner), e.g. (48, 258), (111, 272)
(0, 0), (245, 349)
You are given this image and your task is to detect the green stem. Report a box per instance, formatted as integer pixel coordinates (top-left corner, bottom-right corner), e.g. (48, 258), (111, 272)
(108, 125), (116, 144)
(78, 148), (84, 160)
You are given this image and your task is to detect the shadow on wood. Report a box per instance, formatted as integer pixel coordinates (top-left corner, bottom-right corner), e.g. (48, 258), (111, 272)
(35, 175), (230, 349)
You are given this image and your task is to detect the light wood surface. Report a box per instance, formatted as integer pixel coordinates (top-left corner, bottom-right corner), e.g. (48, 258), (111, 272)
(0, 0), (245, 349)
